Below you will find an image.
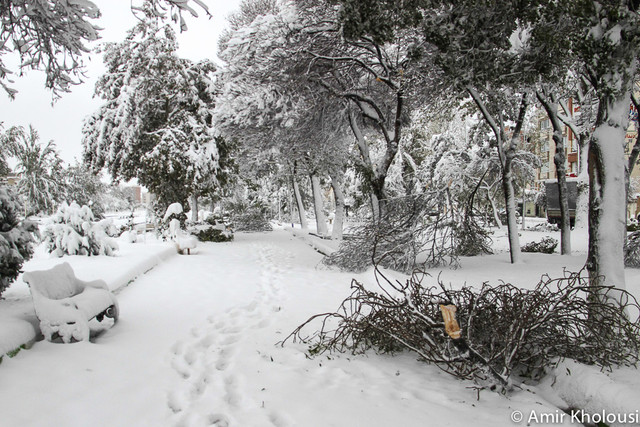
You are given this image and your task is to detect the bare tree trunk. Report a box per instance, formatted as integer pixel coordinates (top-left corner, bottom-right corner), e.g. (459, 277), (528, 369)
(310, 173), (328, 236)
(330, 172), (345, 240)
(587, 93), (630, 295)
(189, 194), (199, 222)
(370, 193), (380, 222)
(537, 90), (571, 254)
(575, 134), (590, 229)
(348, 109), (384, 220)
(468, 87), (527, 263)
(558, 99), (591, 229)
(521, 185), (526, 231)
(502, 169), (521, 263)
(487, 191), (502, 228)
(292, 166), (308, 230)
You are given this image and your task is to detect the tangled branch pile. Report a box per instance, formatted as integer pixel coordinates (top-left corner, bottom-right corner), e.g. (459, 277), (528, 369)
(323, 194), (492, 274)
(624, 231), (640, 267)
(284, 269), (640, 390)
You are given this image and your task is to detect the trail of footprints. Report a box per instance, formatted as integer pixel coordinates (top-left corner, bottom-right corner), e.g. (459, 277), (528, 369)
(167, 244), (293, 427)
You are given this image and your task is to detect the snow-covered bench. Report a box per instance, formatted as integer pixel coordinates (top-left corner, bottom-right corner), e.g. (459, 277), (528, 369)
(22, 262), (119, 343)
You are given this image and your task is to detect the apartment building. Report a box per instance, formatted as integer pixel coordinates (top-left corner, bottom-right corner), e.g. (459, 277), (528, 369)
(534, 98), (640, 220)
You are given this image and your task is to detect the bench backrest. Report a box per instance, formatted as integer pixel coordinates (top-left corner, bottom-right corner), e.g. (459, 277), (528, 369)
(22, 262), (84, 300)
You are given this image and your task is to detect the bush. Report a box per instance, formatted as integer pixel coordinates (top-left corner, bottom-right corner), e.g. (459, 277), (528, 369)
(159, 202), (188, 239)
(194, 226), (234, 242)
(285, 270), (640, 391)
(521, 236), (558, 254)
(0, 186), (37, 297)
(625, 231), (640, 268)
(42, 202), (119, 257)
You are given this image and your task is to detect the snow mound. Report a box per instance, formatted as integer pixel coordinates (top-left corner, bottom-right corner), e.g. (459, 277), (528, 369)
(541, 359), (640, 426)
(0, 318), (36, 356)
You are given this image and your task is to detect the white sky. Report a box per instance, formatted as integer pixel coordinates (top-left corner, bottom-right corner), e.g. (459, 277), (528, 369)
(0, 0), (242, 165)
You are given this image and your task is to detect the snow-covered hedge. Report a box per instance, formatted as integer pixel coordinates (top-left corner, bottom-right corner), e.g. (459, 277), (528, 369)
(0, 186), (37, 296)
(42, 202), (119, 257)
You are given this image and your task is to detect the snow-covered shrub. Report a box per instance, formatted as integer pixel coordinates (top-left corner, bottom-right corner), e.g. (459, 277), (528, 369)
(188, 216), (234, 242)
(0, 186), (37, 296)
(42, 202), (119, 257)
(159, 202), (188, 238)
(624, 231), (640, 268)
(521, 236), (558, 254)
(193, 226), (234, 242)
(286, 270), (640, 391)
(163, 202), (184, 223)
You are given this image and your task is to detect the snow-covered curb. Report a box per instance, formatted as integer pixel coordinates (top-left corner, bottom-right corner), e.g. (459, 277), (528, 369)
(286, 227), (338, 256)
(0, 319), (36, 360)
(108, 245), (176, 293)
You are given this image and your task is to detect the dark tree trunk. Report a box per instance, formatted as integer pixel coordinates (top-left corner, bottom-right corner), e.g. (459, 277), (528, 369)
(537, 90), (572, 255)
(468, 87), (528, 263)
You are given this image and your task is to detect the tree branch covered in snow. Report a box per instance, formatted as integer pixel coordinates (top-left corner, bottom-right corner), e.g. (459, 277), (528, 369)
(323, 191), (491, 273)
(0, 0), (211, 99)
(0, 185), (37, 297)
(83, 19), (220, 213)
(42, 202), (119, 257)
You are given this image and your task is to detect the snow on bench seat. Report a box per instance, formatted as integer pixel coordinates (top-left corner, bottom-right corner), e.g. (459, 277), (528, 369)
(22, 262), (119, 343)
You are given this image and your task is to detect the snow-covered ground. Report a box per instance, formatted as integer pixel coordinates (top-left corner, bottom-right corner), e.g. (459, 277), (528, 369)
(1, 224), (639, 426)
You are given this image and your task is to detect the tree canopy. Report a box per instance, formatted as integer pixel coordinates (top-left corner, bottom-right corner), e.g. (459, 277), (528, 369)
(82, 19), (221, 211)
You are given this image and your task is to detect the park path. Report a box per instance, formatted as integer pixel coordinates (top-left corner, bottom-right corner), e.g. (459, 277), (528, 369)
(0, 230), (565, 427)
(0, 232), (311, 427)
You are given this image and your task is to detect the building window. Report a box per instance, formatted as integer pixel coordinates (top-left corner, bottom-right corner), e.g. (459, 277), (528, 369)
(540, 119), (550, 130)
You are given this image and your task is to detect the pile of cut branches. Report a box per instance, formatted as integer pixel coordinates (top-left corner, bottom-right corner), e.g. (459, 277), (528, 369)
(284, 269), (640, 391)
